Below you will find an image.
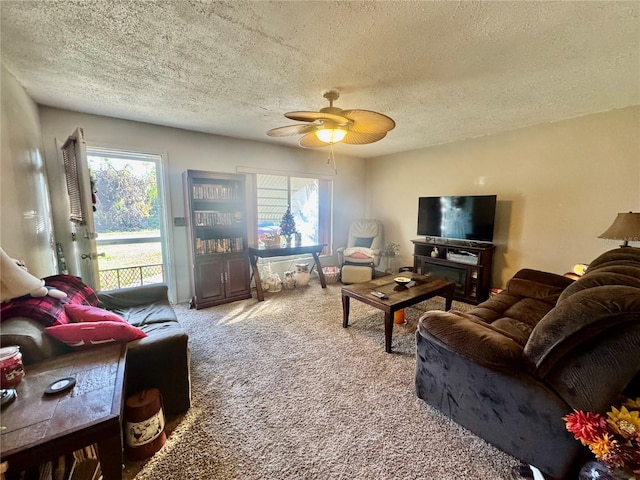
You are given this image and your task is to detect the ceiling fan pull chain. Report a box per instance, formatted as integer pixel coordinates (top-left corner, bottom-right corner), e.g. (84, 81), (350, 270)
(328, 144), (337, 174)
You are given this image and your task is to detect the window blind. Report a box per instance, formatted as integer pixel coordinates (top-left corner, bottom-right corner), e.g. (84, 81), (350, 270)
(61, 135), (84, 225)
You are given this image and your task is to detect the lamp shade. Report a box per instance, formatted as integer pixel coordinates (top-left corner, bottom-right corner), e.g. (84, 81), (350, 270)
(598, 212), (640, 247)
(0, 247), (44, 302)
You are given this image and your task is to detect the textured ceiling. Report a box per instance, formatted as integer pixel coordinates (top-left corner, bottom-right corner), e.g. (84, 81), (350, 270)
(1, 1), (639, 158)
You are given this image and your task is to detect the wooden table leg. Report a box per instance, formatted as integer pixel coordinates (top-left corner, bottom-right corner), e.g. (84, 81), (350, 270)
(97, 433), (123, 480)
(342, 294), (350, 327)
(249, 253), (265, 301)
(312, 252), (327, 288)
(444, 284), (455, 311)
(384, 310), (394, 353)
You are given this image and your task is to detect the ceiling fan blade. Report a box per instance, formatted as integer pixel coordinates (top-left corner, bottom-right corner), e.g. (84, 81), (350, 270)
(342, 110), (396, 134)
(342, 131), (387, 145)
(299, 132), (329, 148)
(266, 124), (317, 137)
(285, 111), (351, 125)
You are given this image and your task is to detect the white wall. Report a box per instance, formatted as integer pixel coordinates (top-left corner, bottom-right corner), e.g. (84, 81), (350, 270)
(6, 97), (638, 299)
(367, 106), (640, 287)
(38, 107), (367, 303)
(0, 65), (56, 277)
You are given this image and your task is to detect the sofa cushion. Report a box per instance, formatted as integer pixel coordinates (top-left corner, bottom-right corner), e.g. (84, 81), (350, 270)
(459, 291), (558, 346)
(524, 285), (640, 377)
(558, 268), (640, 303)
(64, 304), (125, 323)
(354, 237), (374, 248)
(106, 299), (178, 327)
(587, 247), (640, 270)
(418, 310), (524, 373)
(45, 320), (147, 348)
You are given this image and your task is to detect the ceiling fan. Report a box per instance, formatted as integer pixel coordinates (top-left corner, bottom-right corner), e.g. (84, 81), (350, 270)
(266, 90), (396, 148)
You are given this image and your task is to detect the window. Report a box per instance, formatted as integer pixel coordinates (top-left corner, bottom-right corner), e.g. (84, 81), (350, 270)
(256, 174), (332, 252)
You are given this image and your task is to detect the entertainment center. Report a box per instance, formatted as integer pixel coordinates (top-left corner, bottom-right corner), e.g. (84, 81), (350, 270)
(413, 194), (498, 304)
(411, 239), (495, 304)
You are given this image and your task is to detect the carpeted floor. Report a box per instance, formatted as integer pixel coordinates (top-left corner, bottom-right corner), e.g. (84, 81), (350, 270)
(124, 280), (520, 479)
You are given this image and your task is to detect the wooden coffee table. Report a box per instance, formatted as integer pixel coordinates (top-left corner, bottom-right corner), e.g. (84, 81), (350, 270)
(1, 343), (127, 479)
(342, 273), (455, 353)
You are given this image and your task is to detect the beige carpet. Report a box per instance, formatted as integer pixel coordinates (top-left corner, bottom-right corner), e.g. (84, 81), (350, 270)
(124, 280), (519, 479)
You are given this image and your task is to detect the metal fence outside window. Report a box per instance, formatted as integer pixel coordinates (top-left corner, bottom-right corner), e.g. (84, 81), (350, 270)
(99, 264), (164, 290)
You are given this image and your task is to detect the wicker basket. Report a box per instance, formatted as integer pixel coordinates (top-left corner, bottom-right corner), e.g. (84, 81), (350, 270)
(322, 266), (340, 283)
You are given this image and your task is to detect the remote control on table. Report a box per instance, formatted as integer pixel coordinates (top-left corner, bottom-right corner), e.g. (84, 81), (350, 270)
(371, 291), (388, 299)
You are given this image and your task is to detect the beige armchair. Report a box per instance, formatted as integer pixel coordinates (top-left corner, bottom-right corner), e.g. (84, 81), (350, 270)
(337, 219), (384, 283)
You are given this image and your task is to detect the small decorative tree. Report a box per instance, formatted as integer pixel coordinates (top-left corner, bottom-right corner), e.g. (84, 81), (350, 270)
(279, 206), (297, 244)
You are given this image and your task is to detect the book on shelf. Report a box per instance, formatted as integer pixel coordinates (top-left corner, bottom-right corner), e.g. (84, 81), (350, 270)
(195, 237), (244, 255)
(8, 445), (101, 480)
(193, 211), (242, 226)
(192, 183), (237, 200)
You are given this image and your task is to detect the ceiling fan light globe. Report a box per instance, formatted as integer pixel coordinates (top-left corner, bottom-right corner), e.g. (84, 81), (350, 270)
(315, 128), (347, 144)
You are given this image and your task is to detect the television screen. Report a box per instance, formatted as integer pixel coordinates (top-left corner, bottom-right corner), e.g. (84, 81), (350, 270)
(417, 195), (497, 243)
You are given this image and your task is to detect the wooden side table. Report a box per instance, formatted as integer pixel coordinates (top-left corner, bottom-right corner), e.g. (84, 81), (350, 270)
(0, 344), (127, 480)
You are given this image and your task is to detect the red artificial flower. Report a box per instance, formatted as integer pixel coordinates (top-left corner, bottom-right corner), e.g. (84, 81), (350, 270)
(564, 410), (608, 445)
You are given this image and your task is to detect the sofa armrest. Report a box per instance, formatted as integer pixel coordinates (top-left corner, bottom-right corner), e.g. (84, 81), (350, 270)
(506, 269), (574, 303)
(0, 317), (71, 364)
(418, 310), (524, 374)
(97, 284), (169, 310)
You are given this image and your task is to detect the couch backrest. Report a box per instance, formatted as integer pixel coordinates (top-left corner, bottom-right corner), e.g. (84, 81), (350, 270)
(347, 219), (384, 251)
(523, 247), (640, 410)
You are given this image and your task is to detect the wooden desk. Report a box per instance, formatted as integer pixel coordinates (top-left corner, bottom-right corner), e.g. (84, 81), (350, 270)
(248, 244), (327, 301)
(1, 344), (127, 480)
(341, 273), (455, 353)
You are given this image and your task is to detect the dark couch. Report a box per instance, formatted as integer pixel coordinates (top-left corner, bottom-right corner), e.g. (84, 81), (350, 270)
(1, 283), (190, 416)
(415, 247), (640, 479)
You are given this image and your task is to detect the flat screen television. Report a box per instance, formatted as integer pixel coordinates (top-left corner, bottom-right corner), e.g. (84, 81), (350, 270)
(417, 195), (497, 243)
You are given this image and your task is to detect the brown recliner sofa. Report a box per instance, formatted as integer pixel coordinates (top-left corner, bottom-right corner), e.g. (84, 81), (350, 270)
(1, 283), (190, 416)
(415, 247), (640, 479)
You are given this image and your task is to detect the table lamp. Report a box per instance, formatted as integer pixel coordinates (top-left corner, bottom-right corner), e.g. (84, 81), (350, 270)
(598, 212), (640, 247)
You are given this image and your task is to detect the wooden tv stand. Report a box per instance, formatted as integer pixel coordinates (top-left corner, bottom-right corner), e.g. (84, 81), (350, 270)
(411, 238), (495, 304)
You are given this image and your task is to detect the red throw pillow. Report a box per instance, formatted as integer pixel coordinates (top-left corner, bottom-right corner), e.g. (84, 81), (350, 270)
(64, 304), (126, 323)
(45, 321), (147, 348)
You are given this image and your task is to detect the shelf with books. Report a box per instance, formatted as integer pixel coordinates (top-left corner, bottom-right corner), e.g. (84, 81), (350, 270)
(194, 237), (244, 255)
(183, 170), (252, 309)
